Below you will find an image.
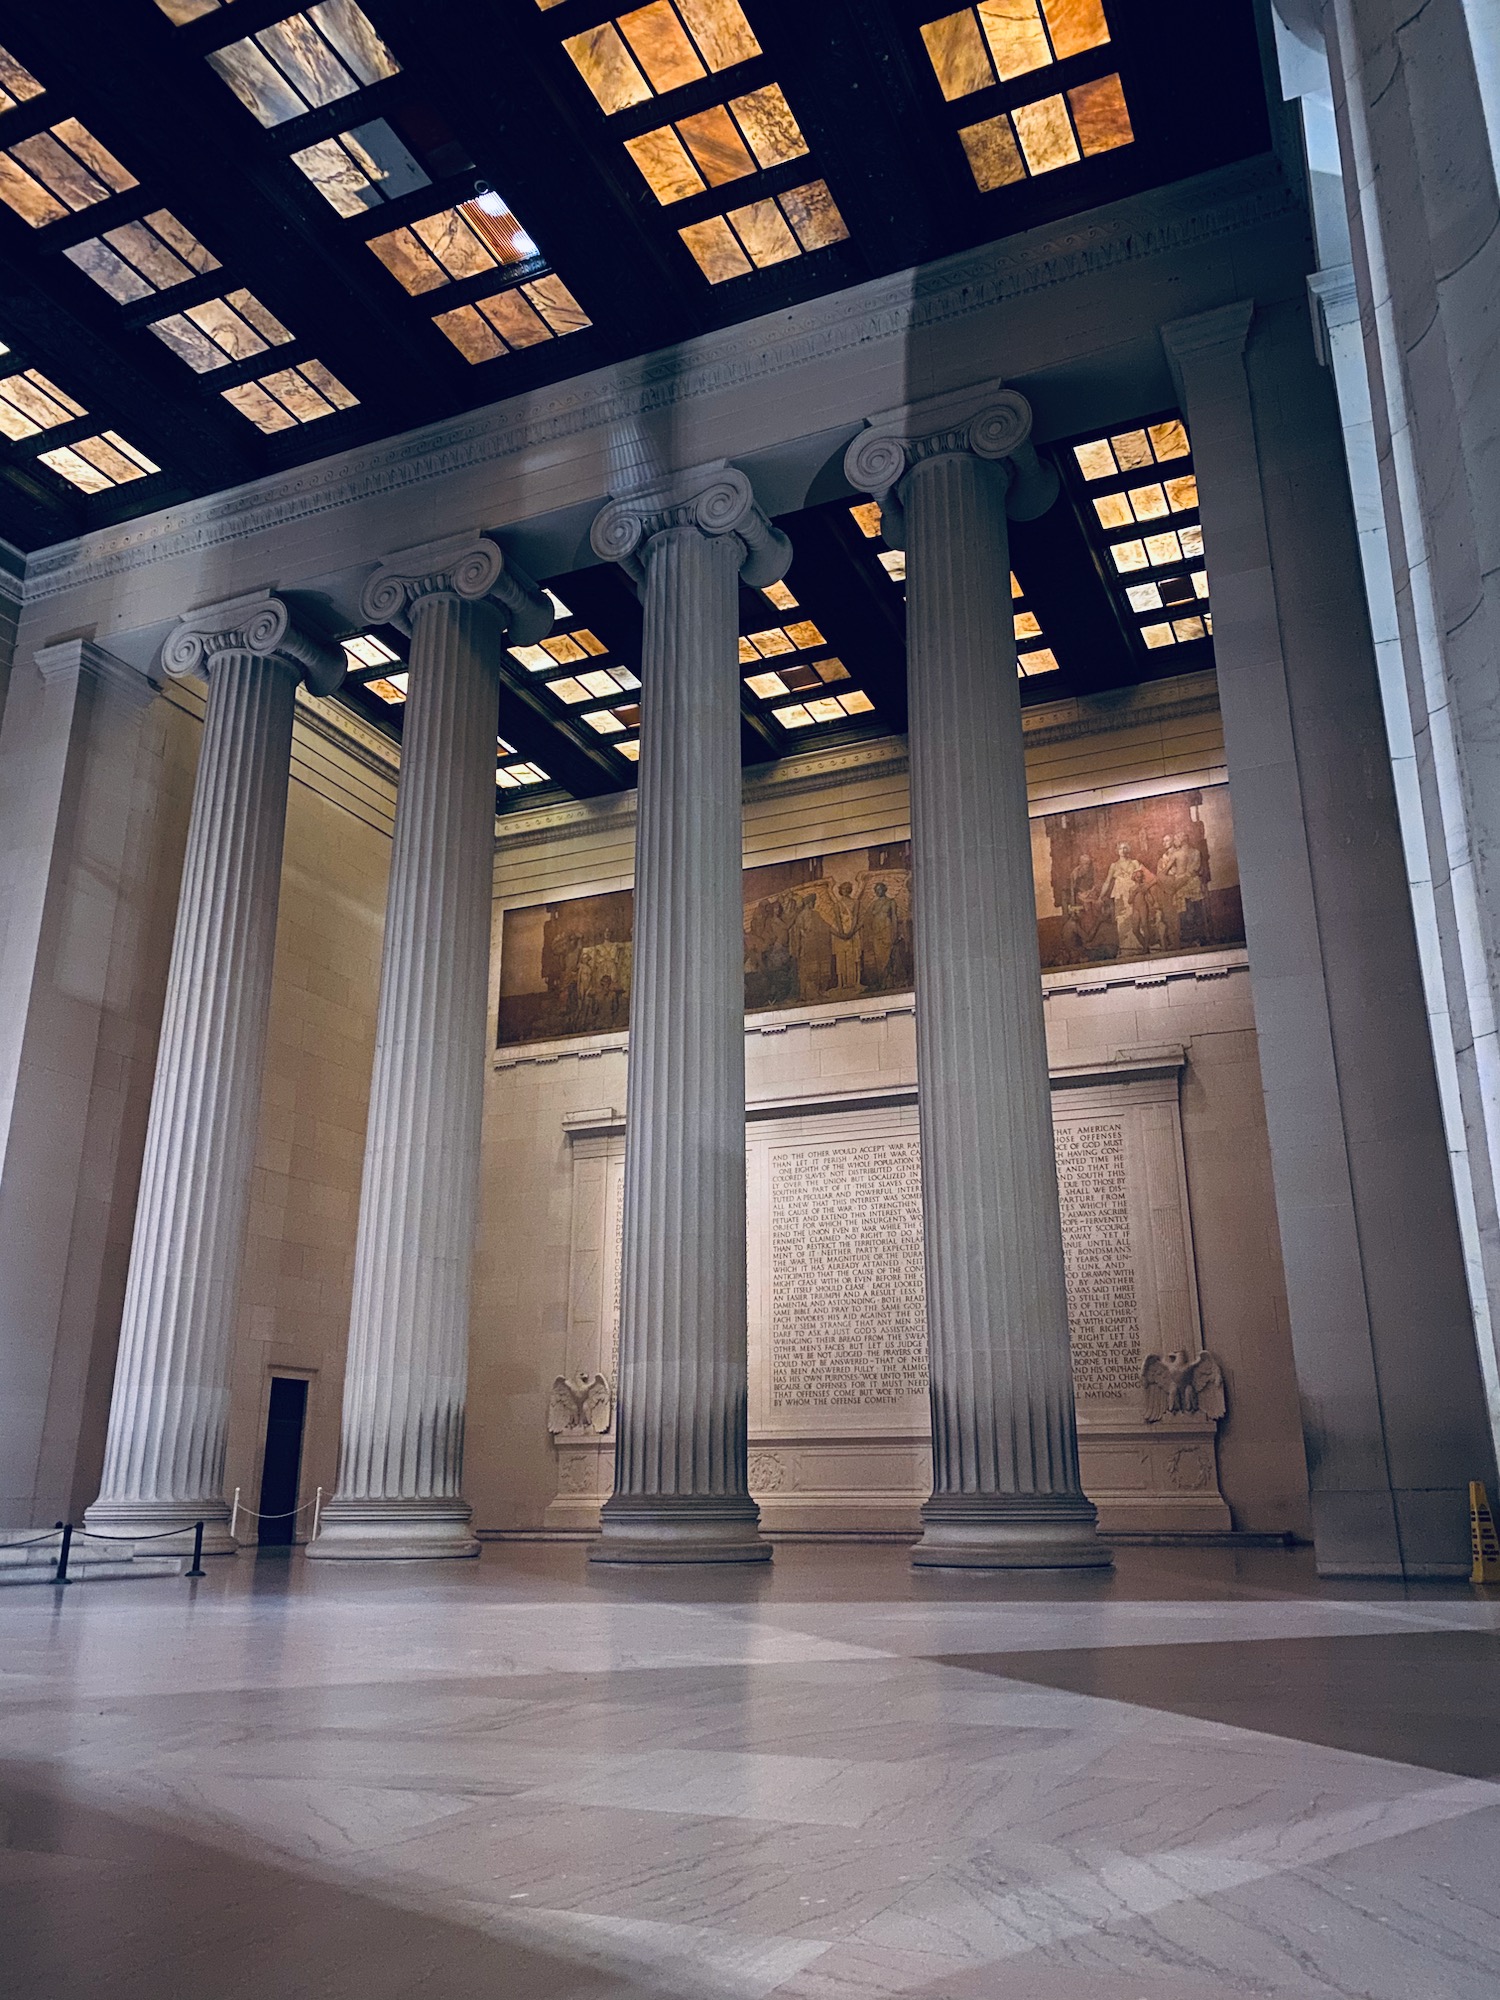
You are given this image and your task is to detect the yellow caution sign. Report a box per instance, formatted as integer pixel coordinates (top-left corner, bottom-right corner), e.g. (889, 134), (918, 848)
(1471, 1480), (1500, 1585)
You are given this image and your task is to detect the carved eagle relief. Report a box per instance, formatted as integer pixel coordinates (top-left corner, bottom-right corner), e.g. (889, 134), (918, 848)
(1142, 1349), (1226, 1423)
(547, 1372), (612, 1436)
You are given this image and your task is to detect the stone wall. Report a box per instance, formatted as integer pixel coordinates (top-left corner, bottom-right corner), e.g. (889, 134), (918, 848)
(469, 672), (1311, 1538)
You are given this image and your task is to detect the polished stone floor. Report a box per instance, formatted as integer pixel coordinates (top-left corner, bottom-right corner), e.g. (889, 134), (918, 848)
(2, 1542), (1499, 1999)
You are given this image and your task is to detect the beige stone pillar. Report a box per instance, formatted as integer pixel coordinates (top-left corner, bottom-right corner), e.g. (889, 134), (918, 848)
(587, 466), (788, 1563)
(311, 536), (550, 1559)
(85, 595), (342, 1549)
(846, 388), (1109, 1569)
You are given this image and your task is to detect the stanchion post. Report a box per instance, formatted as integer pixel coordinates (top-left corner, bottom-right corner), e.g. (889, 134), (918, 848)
(187, 1520), (206, 1577)
(53, 1521), (73, 1586)
(312, 1485), (323, 1544)
(229, 1486), (240, 1544)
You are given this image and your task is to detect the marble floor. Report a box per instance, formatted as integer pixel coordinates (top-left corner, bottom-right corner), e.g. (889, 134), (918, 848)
(2, 1543), (1498, 1999)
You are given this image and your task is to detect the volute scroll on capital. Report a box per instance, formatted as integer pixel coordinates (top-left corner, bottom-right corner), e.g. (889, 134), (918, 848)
(160, 589), (345, 698)
(589, 463), (792, 590)
(359, 531), (553, 647)
(842, 384), (1058, 547)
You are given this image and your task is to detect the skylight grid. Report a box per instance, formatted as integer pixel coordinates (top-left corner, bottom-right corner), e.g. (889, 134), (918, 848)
(958, 71), (1132, 189)
(0, 45), (44, 116)
(292, 119), (431, 215)
(510, 611), (643, 761)
(562, 0), (761, 116)
(206, 3), (400, 129)
(150, 290), (295, 373)
(221, 358), (358, 431)
(497, 759), (550, 788)
(1069, 417), (1213, 655)
(434, 276), (591, 363)
(734, 610), (877, 733)
(921, 0), (1111, 102)
(368, 194), (540, 295)
(680, 178), (847, 281)
(1011, 577), (1059, 676)
(64, 212), (221, 302)
(627, 83), (807, 203)
(0, 366), (85, 440)
(0, 119), (136, 228)
(37, 430), (159, 493)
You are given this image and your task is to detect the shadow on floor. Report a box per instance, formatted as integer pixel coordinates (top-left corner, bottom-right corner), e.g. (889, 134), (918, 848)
(929, 1630), (1500, 1778)
(0, 1766), (665, 2000)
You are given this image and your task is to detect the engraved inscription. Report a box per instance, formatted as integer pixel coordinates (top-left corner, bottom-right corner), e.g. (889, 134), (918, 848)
(1054, 1119), (1140, 1400)
(770, 1140), (929, 1407)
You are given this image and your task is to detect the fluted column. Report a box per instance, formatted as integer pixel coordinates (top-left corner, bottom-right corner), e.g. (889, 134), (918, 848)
(846, 388), (1109, 1569)
(311, 536), (550, 1559)
(588, 465), (789, 1563)
(85, 593), (343, 1550)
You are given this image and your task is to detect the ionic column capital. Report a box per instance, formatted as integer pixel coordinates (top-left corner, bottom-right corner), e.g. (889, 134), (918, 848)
(590, 462), (791, 590)
(359, 532), (553, 647)
(843, 383), (1058, 545)
(161, 590), (345, 698)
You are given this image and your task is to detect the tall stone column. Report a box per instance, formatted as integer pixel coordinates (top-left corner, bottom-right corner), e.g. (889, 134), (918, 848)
(846, 388), (1109, 1569)
(311, 536), (550, 1559)
(587, 465), (788, 1563)
(85, 594), (343, 1549)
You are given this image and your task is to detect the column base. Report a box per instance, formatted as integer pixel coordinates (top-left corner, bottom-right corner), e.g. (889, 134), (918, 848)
(307, 1496), (479, 1561)
(82, 1497), (236, 1556)
(590, 1493), (773, 1565)
(911, 1492), (1112, 1570)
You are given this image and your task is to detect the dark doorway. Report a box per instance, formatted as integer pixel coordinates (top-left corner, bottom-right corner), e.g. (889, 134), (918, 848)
(257, 1377), (308, 1547)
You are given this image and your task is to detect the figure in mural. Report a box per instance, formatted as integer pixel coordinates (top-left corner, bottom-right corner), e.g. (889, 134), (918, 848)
(790, 892), (835, 1001)
(860, 879), (900, 984)
(830, 882), (862, 994)
(1061, 850), (1112, 963)
(1098, 841), (1157, 957)
(1155, 828), (1205, 950)
(496, 792), (1244, 1044)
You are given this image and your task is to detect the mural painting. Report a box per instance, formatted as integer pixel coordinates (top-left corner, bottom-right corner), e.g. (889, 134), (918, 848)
(496, 786), (1241, 1046)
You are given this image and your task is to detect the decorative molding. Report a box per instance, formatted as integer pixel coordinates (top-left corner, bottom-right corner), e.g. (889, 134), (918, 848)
(161, 589), (344, 696)
(493, 733), (911, 856)
(496, 963), (1243, 1077)
(296, 686), (401, 785)
(23, 160), (1299, 605)
(33, 637), (156, 709)
(553, 1045), (1190, 1138)
(0, 541), (23, 609)
(1042, 948), (1248, 998)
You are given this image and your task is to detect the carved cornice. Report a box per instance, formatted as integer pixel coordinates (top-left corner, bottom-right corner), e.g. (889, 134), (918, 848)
(297, 686), (401, 785)
(160, 589), (344, 696)
(360, 532), (552, 645)
(22, 159), (1300, 606)
(493, 733), (911, 856)
(0, 540), (23, 609)
(591, 462), (790, 589)
(33, 637), (156, 710)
